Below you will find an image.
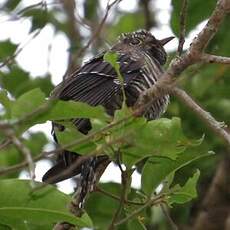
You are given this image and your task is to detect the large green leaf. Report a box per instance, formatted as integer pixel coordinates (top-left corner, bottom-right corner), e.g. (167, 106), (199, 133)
(168, 169), (200, 204)
(43, 100), (107, 121)
(141, 149), (213, 196)
(10, 88), (107, 130)
(110, 116), (203, 167)
(85, 183), (121, 229)
(0, 179), (92, 228)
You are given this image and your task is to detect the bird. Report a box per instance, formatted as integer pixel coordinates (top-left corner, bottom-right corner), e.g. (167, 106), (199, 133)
(42, 30), (174, 207)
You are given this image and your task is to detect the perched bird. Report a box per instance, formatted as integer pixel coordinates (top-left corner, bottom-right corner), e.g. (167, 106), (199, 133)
(42, 30), (174, 207)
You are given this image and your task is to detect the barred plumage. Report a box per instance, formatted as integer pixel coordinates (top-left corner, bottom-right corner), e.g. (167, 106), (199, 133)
(42, 30), (174, 207)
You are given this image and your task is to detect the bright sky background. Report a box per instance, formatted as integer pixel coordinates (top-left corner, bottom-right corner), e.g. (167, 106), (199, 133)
(0, 0), (206, 194)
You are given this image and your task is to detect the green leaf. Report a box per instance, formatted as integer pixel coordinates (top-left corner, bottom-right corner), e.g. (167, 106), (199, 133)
(3, 0), (21, 10)
(0, 179), (93, 228)
(168, 169), (200, 204)
(0, 40), (17, 61)
(44, 100), (107, 121)
(104, 51), (124, 86)
(85, 183), (121, 229)
(0, 89), (12, 118)
(112, 117), (203, 168)
(141, 149), (213, 196)
(0, 67), (29, 97)
(10, 88), (107, 132)
(10, 87), (105, 119)
(0, 67), (54, 98)
(104, 51), (119, 70)
(23, 9), (49, 31)
(11, 88), (46, 119)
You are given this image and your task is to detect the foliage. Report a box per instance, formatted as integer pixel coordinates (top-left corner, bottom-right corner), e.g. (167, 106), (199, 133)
(0, 179), (92, 229)
(0, 0), (229, 229)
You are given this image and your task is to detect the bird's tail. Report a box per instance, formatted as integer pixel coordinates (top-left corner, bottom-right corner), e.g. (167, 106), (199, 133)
(42, 150), (110, 207)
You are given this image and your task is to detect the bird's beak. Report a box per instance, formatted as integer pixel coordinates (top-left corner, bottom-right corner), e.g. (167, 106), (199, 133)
(159, 36), (175, 46)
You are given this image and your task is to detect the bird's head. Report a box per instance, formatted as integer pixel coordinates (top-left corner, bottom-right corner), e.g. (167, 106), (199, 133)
(115, 30), (174, 65)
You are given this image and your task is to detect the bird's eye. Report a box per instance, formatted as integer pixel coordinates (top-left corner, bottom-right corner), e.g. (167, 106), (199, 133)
(130, 38), (141, 45)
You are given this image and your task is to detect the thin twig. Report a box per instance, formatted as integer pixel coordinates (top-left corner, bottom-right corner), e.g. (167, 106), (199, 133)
(200, 53), (230, 64)
(177, 0), (188, 55)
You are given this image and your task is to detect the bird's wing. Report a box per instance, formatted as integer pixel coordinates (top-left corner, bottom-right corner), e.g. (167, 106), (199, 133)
(51, 52), (143, 104)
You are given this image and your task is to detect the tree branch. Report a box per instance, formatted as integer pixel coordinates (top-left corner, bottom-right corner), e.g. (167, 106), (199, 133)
(200, 53), (230, 64)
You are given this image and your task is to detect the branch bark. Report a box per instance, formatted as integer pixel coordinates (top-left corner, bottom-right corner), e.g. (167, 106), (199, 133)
(200, 53), (230, 64)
